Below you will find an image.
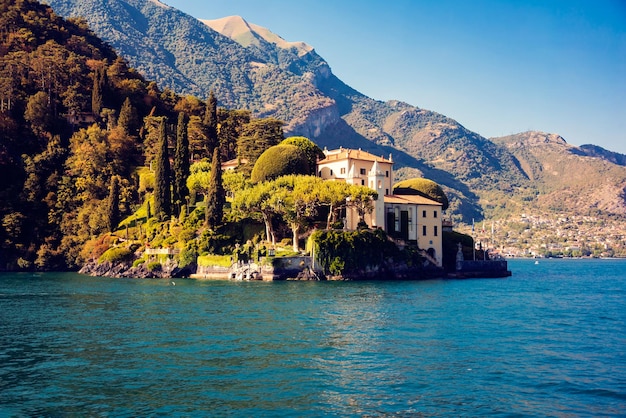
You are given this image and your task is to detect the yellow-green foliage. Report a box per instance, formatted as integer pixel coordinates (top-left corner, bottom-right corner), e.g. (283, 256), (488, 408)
(137, 167), (155, 194)
(98, 247), (133, 264)
(197, 254), (233, 267)
(250, 144), (309, 183)
(393, 178), (449, 210)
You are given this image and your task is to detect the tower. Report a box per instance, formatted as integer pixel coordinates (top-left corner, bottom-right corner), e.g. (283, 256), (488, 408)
(368, 160), (386, 229)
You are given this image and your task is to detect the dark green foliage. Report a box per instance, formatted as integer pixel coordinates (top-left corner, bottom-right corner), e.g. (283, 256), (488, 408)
(204, 91), (218, 154)
(153, 118), (171, 220)
(394, 178), (450, 210)
(217, 108), (250, 162)
(146, 200), (151, 219)
(173, 112), (190, 212)
(250, 144), (309, 183)
(92, 66), (104, 116)
(237, 118), (284, 171)
(117, 97), (139, 135)
(24, 92), (54, 135)
(206, 147), (225, 228)
(312, 229), (399, 277)
(106, 176), (120, 232)
(281, 136), (324, 175)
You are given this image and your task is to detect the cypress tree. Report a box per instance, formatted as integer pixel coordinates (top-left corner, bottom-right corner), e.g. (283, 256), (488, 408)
(206, 146), (224, 228)
(91, 67), (103, 117)
(118, 97), (138, 135)
(153, 118), (171, 220)
(204, 91), (218, 154)
(106, 176), (120, 233)
(146, 199), (151, 219)
(173, 112), (190, 213)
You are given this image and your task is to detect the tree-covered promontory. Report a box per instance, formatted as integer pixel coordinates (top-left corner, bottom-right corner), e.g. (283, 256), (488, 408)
(0, 0), (307, 271)
(0, 0), (455, 277)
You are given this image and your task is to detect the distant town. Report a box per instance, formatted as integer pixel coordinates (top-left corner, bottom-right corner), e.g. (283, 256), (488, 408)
(460, 213), (626, 258)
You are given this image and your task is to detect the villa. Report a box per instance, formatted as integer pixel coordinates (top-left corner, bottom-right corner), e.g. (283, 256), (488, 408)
(317, 147), (443, 266)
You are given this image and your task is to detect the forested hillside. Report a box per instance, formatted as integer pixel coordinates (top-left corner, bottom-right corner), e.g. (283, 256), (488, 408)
(0, 0), (288, 270)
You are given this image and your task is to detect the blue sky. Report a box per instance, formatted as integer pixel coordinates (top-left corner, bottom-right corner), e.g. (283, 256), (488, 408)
(163, 0), (626, 154)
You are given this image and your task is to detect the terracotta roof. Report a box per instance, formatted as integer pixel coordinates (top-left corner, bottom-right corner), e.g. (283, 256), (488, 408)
(318, 148), (392, 164)
(384, 194), (442, 206)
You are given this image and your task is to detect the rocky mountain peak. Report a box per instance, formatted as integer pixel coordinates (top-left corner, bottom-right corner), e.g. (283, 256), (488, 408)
(524, 131), (568, 146)
(201, 15), (313, 57)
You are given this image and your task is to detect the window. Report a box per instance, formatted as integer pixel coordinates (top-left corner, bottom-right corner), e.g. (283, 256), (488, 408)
(434, 226), (438, 237)
(422, 210), (427, 218)
(360, 168), (366, 175)
(340, 167), (346, 174)
(361, 179), (365, 185)
(434, 211), (438, 218)
(422, 225), (427, 236)
(385, 189), (389, 195)
(385, 170), (389, 177)
(330, 169), (333, 176)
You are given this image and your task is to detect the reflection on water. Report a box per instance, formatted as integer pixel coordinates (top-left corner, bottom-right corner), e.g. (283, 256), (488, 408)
(1, 261), (626, 416)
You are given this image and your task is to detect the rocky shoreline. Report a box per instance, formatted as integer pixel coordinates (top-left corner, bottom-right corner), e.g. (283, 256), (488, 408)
(79, 260), (195, 279)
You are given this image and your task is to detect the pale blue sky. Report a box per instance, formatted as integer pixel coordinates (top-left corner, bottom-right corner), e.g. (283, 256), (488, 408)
(163, 0), (626, 153)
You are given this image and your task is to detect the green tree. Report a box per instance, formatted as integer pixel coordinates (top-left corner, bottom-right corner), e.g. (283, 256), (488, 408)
(187, 161), (211, 220)
(218, 108), (250, 162)
(281, 136), (324, 174)
(273, 175), (322, 252)
(232, 181), (279, 246)
(91, 66), (104, 117)
(315, 180), (353, 229)
(153, 118), (171, 220)
(203, 91), (218, 154)
(237, 118), (284, 172)
(106, 175), (120, 232)
(393, 178), (449, 210)
(118, 97), (139, 135)
(24, 91), (53, 135)
(173, 112), (190, 213)
(250, 144), (309, 183)
(206, 147), (225, 228)
(348, 184), (378, 225)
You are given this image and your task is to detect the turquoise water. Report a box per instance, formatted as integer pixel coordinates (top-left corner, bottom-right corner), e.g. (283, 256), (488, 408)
(1, 259), (625, 416)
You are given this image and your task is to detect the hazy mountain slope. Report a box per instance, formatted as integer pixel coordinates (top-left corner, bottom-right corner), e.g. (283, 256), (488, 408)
(578, 144), (626, 167)
(492, 132), (626, 215)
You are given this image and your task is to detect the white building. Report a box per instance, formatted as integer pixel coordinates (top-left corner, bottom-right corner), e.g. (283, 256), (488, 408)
(317, 147), (443, 266)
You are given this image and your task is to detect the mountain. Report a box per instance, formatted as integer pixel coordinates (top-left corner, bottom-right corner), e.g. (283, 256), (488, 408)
(491, 131), (626, 216)
(578, 144), (626, 167)
(45, 0), (626, 225)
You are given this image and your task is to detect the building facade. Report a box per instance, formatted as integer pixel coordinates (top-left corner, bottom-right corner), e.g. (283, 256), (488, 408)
(317, 147), (443, 266)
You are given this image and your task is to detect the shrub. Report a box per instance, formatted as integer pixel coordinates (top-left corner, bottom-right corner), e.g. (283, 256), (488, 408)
(197, 254), (232, 268)
(178, 245), (198, 268)
(98, 247), (133, 264)
(393, 178), (449, 210)
(133, 258), (146, 268)
(312, 229), (398, 277)
(147, 261), (161, 271)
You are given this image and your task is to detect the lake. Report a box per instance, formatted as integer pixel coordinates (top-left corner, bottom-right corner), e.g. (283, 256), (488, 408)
(1, 259), (625, 416)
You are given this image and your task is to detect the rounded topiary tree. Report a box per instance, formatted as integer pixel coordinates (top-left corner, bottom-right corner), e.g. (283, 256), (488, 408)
(281, 136), (325, 174)
(250, 144), (310, 183)
(393, 178), (449, 210)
